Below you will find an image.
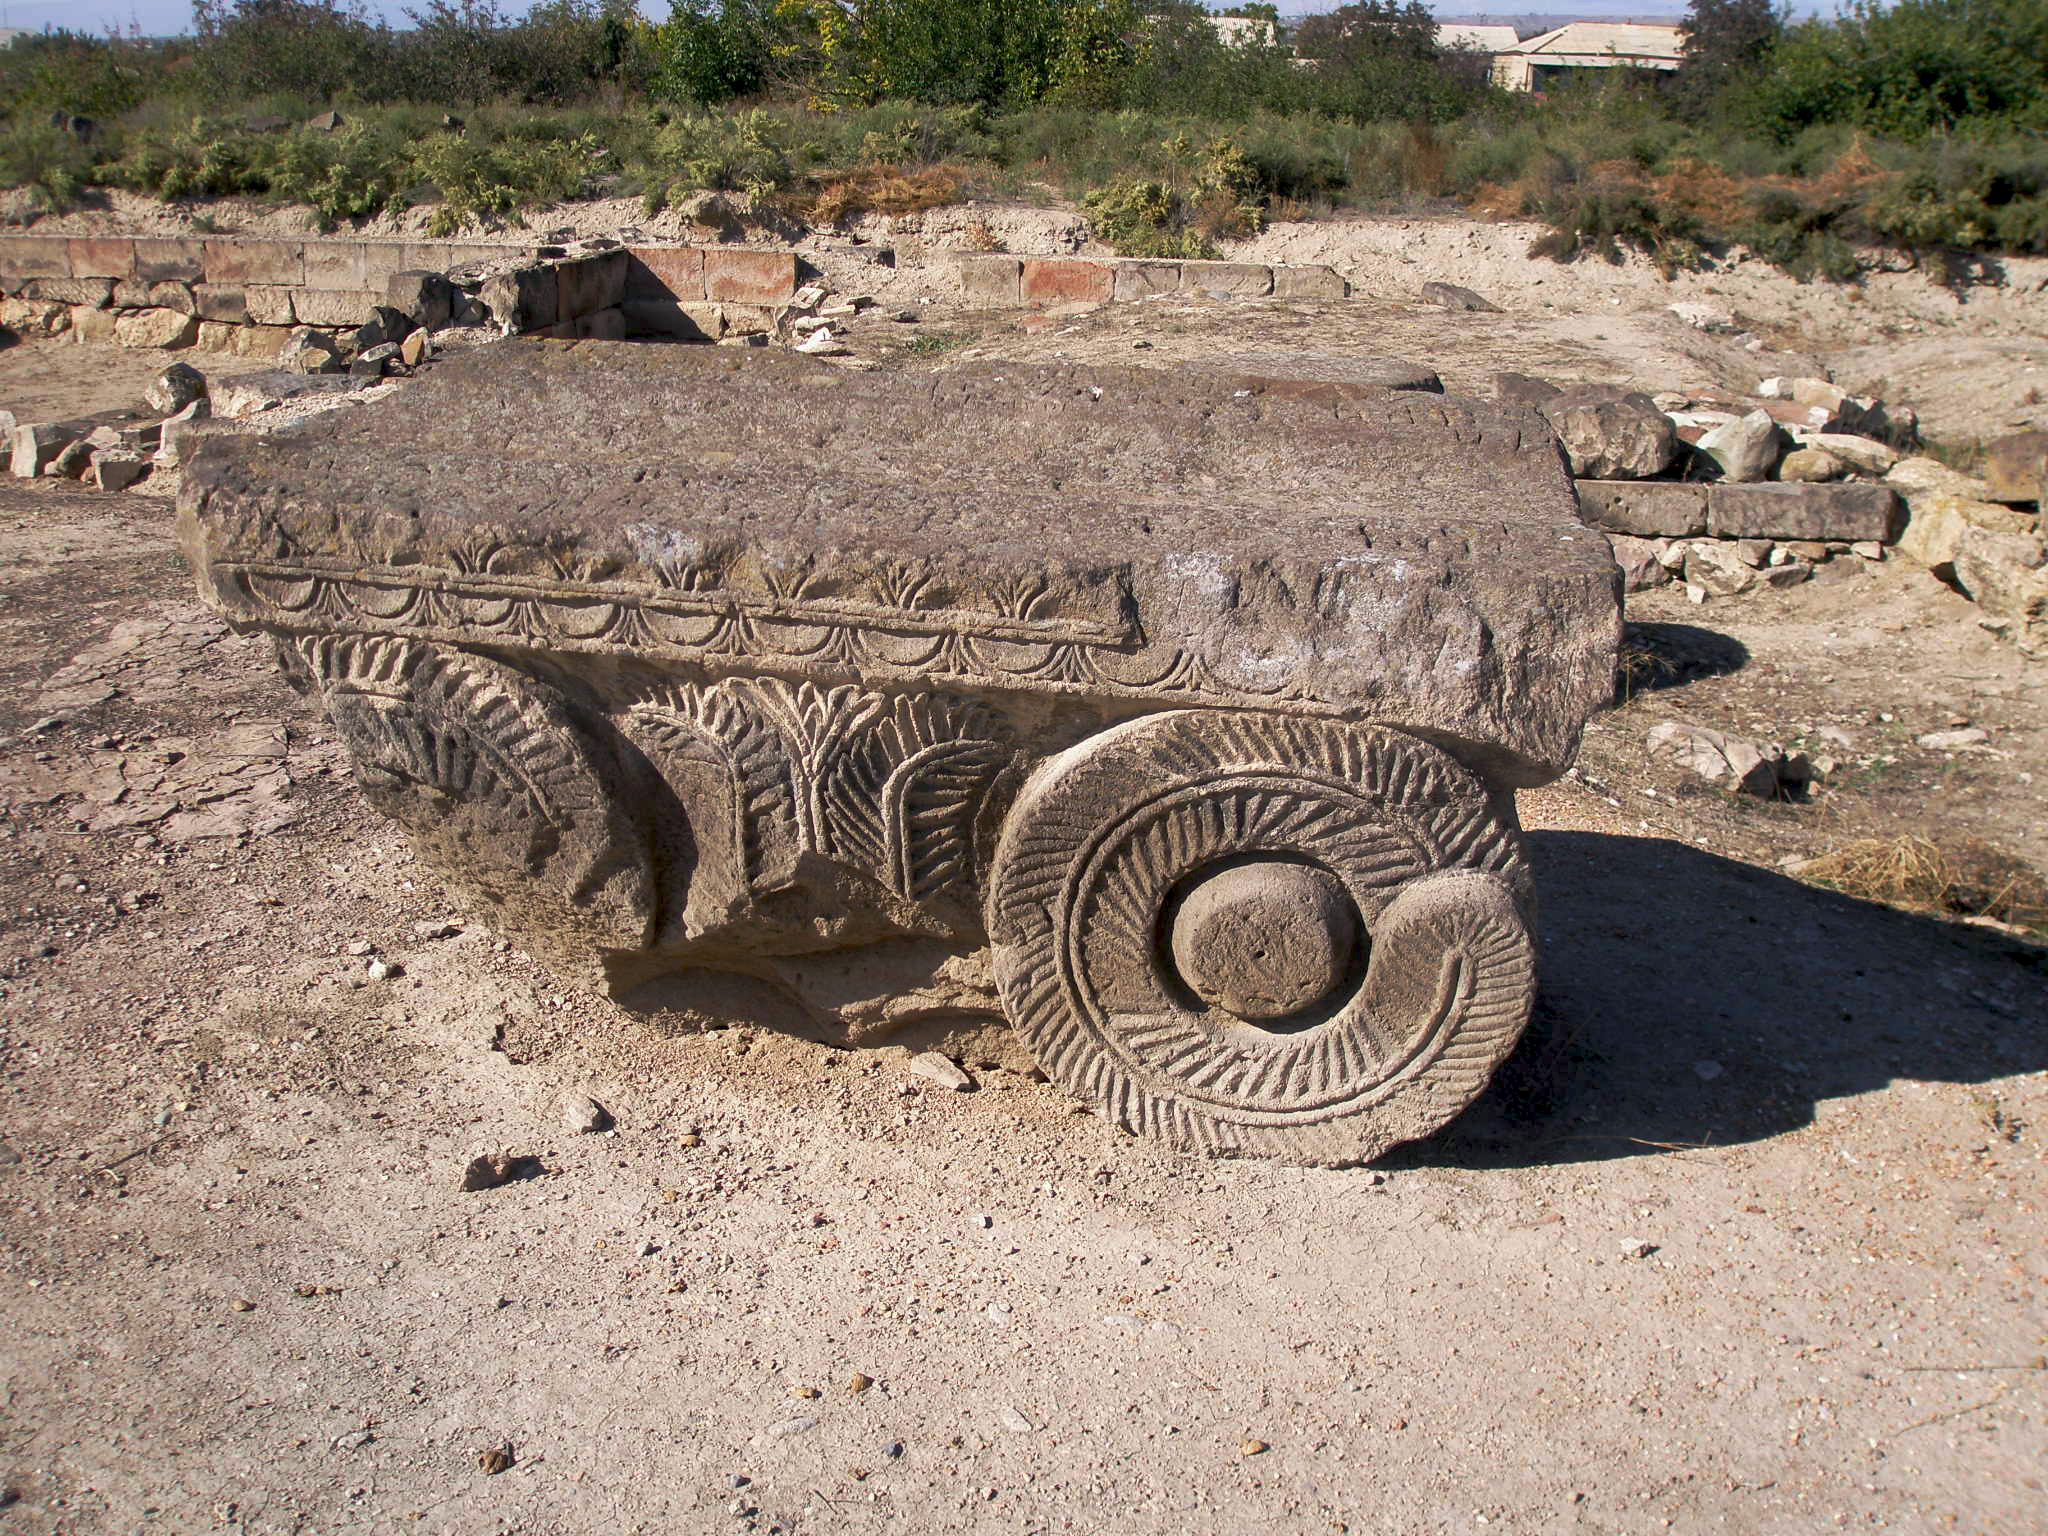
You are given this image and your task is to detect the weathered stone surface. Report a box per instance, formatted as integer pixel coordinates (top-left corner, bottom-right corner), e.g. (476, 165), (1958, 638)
(68, 237), (135, 279)
(1539, 388), (1677, 480)
(1021, 259), (1114, 307)
(1646, 722), (1787, 798)
(291, 288), (383, 328)
(1112, 261), (1180, 301)
(555, 250), (627, 320)
(26, 277), (114, 309)
(1776, 447), (1843, 483)
(702, 248), (797, 305)
(2, 297), (70, 337)
(954, 255), (1022, 307)
(1271, 264), (1348, 299)
(1951, 525), (2048, 642)
(1695, 409), (1785, 483)
(386, 269), (454, 329)
(1177, 261), (1272, 298)
(625, 247), (706, 302)
(1608, 534), (1669, 591)
(478, 264), (558, 333)
(133, 238), (206, 284)
(1194, 351), (1443, 394)
(243, 286), (296, 325)
(180, 343), (1618, 1167)
(1420, 281), (1500, 313)
(67, 305), (115, 344)
(1895, 490), (2037, 572)
(1495, 372), (1560, 408)
(1575, 480), (1708, 538)
(146, 362), (207, 415)
(1707, 482), (1903, 543)
(146, 281), (198, 315)
(0, 235), (72, 282)
(203, 239), (304, 288)
(278, 326), (343, 375)
(190, 283), (251, 324)
(1983, 430), (2048, 505)
(1801, 432), (1896, 477)
(92, 449), (149, 491)
(210, 370), (358, 420)
(114, 309), (198, 350)
(1685, 541), (1758, 597)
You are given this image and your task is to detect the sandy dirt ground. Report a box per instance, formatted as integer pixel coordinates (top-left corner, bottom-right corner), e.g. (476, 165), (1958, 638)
(1, 218), (2044, 1534)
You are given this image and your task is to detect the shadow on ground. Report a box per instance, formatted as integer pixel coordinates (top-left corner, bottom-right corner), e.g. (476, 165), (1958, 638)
(1399, 829), (2048, 1169)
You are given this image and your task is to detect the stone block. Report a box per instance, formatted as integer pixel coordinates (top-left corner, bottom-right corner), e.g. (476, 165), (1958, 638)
(93, 450), (149, 492)
(1608, 534), (1669, 592)
(212, 370), (358, 420)
(1541, 388), (1677, 481)
(386, 270), (454, 329)
(180, 343), (1621, 1168)
(1178, 261), (1274, 298)
(0, 236), (71, 282)
(68, 237), (135, 279)
(26, 277), (113, 309)
(1706, 482), (1903, 543)
(111, 279), (152, 307)
(1271, 264), (1348, 300)
(555, 250), (628, 321)
(400, 242), (469, 274)
(625, 246), (706, 302)
(133, 238), (206, 284)
(114, 309), (199, 350)
(12, 421), (73, 477)
(954, 255), (1021, 307)
(479, 265), (558, 334)
(1695, 409), (1786, 483)
(1895, 491), (2039, 572)
(1020, 259), (1114, 307)
(719, 304), (775, 336)
(622, 299), (723, 341)
(67, 305), (117, 344)
(303, 240), (413, 291)
(243, 285), (294, 325)
(1420, 280), (1499, 312)
(1983, 430), (2048, 505)
(702, 248), (797, 305)
(291, 288), (384, 328)
(1952, 525), (2047, 641)
(193, 284), (251, 324)
(1111, 261), (1180, 301)
(147, 282), (197, 315)
(203, 239), (305, 287)
(0, 297), (66, 337)
(1576, 480), (1707, 537)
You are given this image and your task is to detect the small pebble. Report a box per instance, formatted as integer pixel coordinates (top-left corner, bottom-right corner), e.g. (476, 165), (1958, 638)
(365, 958), (400, 981)
(847, 1372), (872, 1394)
(1240, 1438), (1268, 1457)
(562, 1094), (612, 1134)
(477, 1444), (514, 1475)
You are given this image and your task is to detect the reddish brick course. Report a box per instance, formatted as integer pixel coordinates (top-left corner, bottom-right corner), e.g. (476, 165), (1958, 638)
(703, 249), (797, 305)
(1020, 259), (1114, 306)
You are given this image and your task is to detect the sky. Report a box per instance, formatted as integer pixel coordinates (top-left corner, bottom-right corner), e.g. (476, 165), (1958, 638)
(9, 0), (1832, 46)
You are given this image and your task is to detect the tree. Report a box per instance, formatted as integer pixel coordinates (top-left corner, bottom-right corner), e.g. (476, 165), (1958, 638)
(1673, 0), (1783, 117)
(1292, 0), (1438, 71)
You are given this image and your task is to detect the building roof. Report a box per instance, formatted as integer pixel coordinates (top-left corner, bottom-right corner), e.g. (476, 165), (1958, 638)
(1507, 21), (1685, 62)
(1436, 24), (1522, 52)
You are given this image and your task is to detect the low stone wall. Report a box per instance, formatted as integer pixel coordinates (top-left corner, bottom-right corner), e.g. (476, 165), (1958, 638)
(0, 234), (804, 351)
(951, 253), (1348, 306)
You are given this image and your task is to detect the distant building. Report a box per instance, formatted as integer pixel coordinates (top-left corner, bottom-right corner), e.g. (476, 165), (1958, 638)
(0, 28), (31, 48)
(1435, 23), (1522, 54)
(1206, 14), (1279, 48)
(1491, 22), (1685, 91)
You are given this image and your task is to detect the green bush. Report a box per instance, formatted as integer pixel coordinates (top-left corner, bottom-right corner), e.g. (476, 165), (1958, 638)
(1081, 177), (1217, 258)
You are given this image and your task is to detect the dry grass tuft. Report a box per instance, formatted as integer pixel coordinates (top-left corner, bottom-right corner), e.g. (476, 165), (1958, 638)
(1801, 836), (2048, 933)
(805, 162), (963, 225)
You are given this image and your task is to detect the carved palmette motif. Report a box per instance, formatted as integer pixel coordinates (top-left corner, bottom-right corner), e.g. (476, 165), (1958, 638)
(293, 634), (658, 952)
(626, 678), (1015, 938)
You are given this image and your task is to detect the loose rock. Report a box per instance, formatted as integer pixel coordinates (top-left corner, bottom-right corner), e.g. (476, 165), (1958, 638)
(907, 1051), (974, 1091)
(145, 362), (208, 416)
(563, 1093), (612, 1133)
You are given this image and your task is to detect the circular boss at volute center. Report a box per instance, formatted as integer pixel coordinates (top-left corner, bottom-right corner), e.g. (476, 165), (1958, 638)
(989, 711), (1532, 1134)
